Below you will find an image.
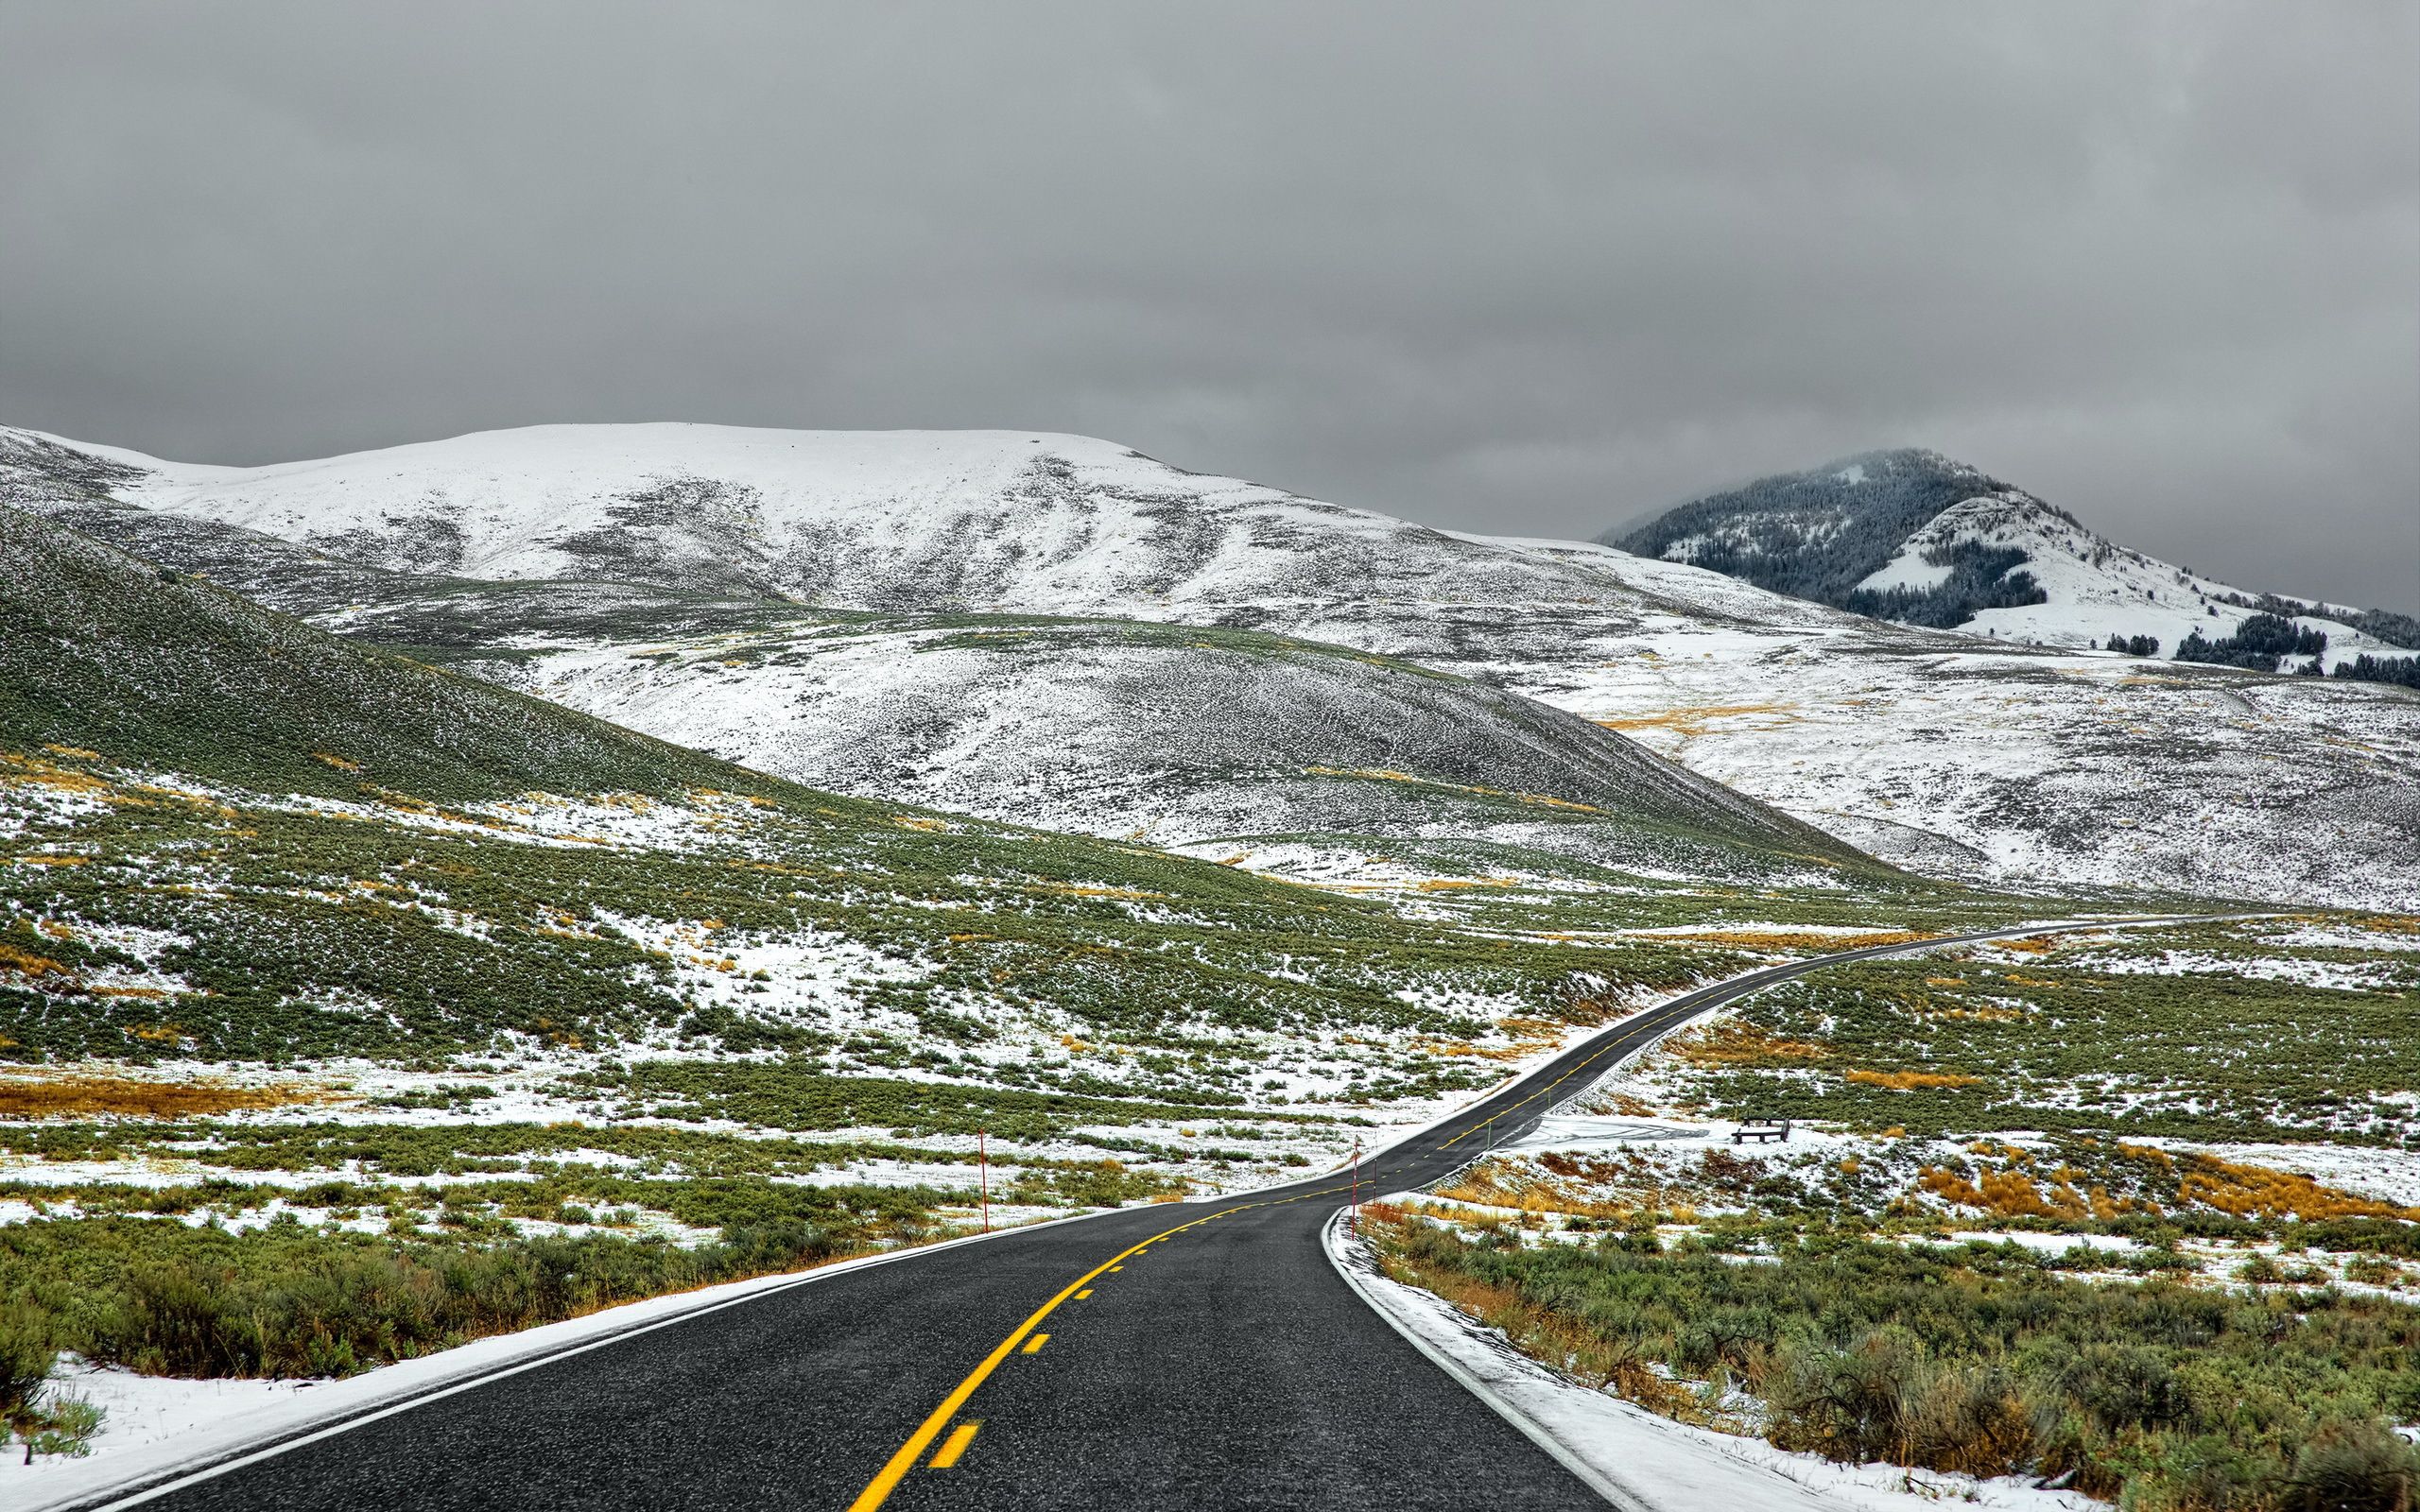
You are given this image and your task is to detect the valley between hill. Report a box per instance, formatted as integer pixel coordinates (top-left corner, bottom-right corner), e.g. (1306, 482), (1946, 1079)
(0, 427), (2411, 1509)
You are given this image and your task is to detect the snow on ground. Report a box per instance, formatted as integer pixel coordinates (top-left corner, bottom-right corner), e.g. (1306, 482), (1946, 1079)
(2133, 1139), (2420, 1210)
(2, 1359), (330, 1484)
(0, 1233), (1082, 1509)
(1329, 1214), (2107, 1512)
(1865, 492), (2405, 671)
(2075, 946), (2410, 992)
(16, 421), (2419, 909)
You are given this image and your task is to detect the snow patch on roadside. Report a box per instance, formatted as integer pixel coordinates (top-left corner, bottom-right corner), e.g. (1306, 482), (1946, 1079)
(1327, 1212), (2109, 1512)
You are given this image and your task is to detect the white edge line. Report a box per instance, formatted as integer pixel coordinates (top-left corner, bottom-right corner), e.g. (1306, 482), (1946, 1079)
(50, 1208), (1103, 1512)
(1326, 912), (2281, 1505)
(52, 911), (2274, 1509)
(1322, 1208), (1648, 1512)
(43, 980), (1633, 1511)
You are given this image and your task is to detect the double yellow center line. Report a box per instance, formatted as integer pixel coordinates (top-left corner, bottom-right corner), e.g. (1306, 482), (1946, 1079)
(843, 1206), (1232, 1510)
(849, 991), (1730, 1504)
(845, 1184), (1362, 1509)
(846, 921), (2135, 1506)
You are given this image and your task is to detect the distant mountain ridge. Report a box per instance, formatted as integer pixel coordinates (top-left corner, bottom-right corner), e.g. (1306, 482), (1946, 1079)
(0, 428), (1859, 883)
(1610, 448), (2418, 677)
(1608, 449), (2052, 625)
(9, 422), (2418, 910)
(0, 422), (1672, 616)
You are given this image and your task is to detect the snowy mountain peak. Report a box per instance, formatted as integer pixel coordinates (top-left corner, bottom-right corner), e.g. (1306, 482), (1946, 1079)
(1604, 449), (2039, 610)
(10, 421), (2418, 911)
(1611, 447), (2416, 671)
(1861, 491), (2407, 669)
(1814, 447), (1993, 492)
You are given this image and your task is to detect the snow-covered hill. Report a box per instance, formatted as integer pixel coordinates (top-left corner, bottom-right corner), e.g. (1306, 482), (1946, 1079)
(1862, 492), (2408, 670)
(1614, 446), (2419, 671)
(461, 613), (1859, 881)
(9, 424), (2418, 910)
(3, 423), (1705, 616)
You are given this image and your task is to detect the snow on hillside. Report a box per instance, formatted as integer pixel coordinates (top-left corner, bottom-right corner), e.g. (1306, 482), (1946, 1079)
(458, 613), (1854, 883)
(9, 424), (2418, 911)
(1861, 493), (2402, 669)
(5, 423), (1700, 615)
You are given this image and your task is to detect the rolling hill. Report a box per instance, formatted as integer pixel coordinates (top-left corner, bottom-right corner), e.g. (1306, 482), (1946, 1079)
(9, 497), (1873, 1092)
(1609, 447), (2420, 671)
(9, 423), (2417, 910)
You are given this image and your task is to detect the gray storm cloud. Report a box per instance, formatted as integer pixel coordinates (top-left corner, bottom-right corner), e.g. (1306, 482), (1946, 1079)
(2, 1), (2412, 609)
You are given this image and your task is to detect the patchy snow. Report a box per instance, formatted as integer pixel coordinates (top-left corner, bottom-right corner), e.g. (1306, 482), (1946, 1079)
(0, 1222), (1100, 1510)
(13, 421), (2418, 910)
(2076, 946), (2408, 992)
(1861, 493), (2406, 671)
(1945, 1229), (2139, 1256)
(2133, 1140), (2420, 1210)
(1329, 1214), (2106, 1512)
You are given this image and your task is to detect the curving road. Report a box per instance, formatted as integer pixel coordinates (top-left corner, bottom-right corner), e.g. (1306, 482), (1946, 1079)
(88, 920), (2196, 1512)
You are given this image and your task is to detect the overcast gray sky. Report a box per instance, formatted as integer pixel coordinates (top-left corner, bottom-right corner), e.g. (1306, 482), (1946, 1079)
(4, 2), (2414, 610)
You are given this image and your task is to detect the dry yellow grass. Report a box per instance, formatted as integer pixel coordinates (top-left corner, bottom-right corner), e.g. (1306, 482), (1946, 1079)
(1661, 927), (1937, 954)
(1918, 1165), (2097, 1220)
(2172, 1153), (2420, 1224)
(1928, 1004), (2028, 1022)
(1918, 1145), (2409, 1225)
(0, 944), (68, 977)
(1844, 1069), (1981, 1091)
(0, 1073), (337, 1120)
(1592, 702), (1798, 739)
(1670, 1022), (1828, 1066)
(1302, 765), (1604, 815)
(1, 752), (114, 798)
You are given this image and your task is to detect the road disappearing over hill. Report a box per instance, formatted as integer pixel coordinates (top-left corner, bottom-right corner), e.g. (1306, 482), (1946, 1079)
(88, 918), (2223, 1512)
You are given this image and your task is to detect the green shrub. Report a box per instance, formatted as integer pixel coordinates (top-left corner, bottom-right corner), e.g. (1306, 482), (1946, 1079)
(0, 1300), (54, 1419)
(2284, 1418), (2420, 1512)
(46, 1220), (863, 1380)
(16, 1396), (104, 1461)
(1376, 1218), (2420, 1507)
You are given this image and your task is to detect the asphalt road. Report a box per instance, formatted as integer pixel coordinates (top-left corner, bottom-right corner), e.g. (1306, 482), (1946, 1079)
(105, 920), (2175, 1512)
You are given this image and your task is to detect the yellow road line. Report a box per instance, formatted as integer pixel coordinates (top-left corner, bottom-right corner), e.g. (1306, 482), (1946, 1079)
(1021, 1333), (1049, 1354)
(928, 1422), (980, 1469)
(843, 1206), (1244, 1512)
(1074, 1288), (1093, 1299)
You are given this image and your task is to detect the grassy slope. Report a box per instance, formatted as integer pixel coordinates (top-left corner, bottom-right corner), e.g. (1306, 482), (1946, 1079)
(0, 504), (2156, 1429)
(6, 505), (1739, 1074)
(1371, 915), (2420, 1510)
(6, 452), (1882, 881)
(0, 506), (781, 806)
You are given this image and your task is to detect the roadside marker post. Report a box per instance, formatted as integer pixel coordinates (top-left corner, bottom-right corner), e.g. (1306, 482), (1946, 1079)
(978, 1128), (990, 1234)
(1348, 1136), (1362, 1231)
